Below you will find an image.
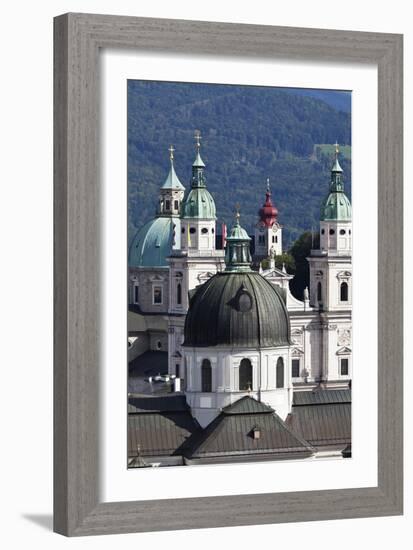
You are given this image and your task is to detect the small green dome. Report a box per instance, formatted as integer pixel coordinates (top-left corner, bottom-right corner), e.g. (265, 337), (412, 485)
(321, 192), (352, 221)
(128, 216), (178, 267)
(182, 187), (216, 219)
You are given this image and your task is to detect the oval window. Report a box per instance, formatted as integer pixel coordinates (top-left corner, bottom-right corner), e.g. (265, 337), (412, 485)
(190, 227), (196, 234)
(329, 229), (335, 235)
(201, 227), (208, 234)
(238, 292), (252, 312)
(340, 229), (346, 235)
(181, 227), (185, 234)
(321, 229), (325, 235)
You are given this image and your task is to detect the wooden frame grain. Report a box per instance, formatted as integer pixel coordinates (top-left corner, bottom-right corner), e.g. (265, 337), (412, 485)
(53, 13), (403, 536)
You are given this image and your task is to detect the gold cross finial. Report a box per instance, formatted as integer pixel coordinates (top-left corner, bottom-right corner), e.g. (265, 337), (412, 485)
(334, 141), (340, 156)
(194, 129), (202, 151)
(168, 144), (175, 161)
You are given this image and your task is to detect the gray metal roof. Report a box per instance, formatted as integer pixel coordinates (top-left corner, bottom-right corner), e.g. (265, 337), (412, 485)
(222, 395), (275, 415)
(186, 397), (313, 459)
(293, 388), (351, 406)
(184, 271), (291, 348)
(128, 408), (199, 458)
(287, 402), (351, 447)
(128, 394), (189, 414)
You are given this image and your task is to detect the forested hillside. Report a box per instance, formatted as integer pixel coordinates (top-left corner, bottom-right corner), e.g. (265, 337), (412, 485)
(128, 81), (351, 247)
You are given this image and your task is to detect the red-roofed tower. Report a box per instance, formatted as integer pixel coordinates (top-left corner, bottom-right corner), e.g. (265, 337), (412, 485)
(254, 178), (282, 259)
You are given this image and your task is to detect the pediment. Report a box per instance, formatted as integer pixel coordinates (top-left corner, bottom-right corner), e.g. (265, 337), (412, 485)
(291, 347), (304, 356)
(336, 346), (352, 355)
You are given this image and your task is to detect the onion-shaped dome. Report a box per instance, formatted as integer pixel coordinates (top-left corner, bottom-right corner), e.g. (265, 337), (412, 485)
(321, 192), (352, 221)
(182, 187), (216, 219)
(128, 217), (177, 268)
(258, 179), (278, 227)
(183, 270), (291, 348)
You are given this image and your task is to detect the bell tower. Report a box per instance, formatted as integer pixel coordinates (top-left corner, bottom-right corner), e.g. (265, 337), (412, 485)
(254, 179), (282, 260)
(158, 145), (185, 219)
(308, 143), (352, 312)
(167, 131), (225, 380)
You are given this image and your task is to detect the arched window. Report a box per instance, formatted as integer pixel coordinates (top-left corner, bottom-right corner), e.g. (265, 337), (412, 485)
(317, 282), (322, 302)
(276, 357), (284, 388)
(177, 283), (182, 305)
(201, 359), (212, 392)
(340, 281), (349, 301)
(239, 358), (253, 391)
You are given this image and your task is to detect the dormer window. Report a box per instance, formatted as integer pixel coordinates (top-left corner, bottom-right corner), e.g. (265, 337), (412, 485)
(251, 426), (261, 440)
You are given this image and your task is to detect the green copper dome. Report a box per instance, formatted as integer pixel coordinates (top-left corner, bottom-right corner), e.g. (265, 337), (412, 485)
(182, 187), (216, 219)
(128, 216), (178, 268)
(321, 192), (352, 221)
(321, 147), (352, 221)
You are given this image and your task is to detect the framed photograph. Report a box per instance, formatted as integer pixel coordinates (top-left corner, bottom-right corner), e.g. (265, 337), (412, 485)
(54, 13), (403, 536)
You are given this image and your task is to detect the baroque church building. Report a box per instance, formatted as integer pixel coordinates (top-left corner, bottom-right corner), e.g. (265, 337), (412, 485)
(127, 135), (352, 466)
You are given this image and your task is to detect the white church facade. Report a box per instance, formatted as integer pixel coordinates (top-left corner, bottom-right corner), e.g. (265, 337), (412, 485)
(128, 136), (352, 432)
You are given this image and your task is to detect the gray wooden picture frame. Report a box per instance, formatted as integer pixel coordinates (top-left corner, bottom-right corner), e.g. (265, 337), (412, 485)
(54, 13), (403, 536)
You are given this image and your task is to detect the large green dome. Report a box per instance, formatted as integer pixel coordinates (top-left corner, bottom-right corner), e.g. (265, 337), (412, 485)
(128, 216), (178, 268)
(182, 187), (216, 219)
(321, 192), (352, 221)
(184, 271), (291, 348)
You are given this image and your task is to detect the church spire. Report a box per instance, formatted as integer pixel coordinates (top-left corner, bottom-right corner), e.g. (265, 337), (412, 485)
(330, 141), (344, 193)
(161, 144), (185, 191)
(225, 206), (252, 272)
(191, 130), (206, 187)
(259, 177), (278, 228)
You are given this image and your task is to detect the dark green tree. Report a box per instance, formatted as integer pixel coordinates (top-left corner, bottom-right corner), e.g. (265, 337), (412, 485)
(289, 231), (319, 300)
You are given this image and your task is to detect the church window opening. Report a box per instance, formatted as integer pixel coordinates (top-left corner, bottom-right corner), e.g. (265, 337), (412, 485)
(272, 235), (275, 243)
(317, 282), (322, 302)
(258, 235), (265, 245)
(153, 286), (163, 304)
(165, 200), (171, 211)
(177, 283), (182, 305)
(329, 228), (335, 235)
(175, 364), (180, 378)
(321, 228), (325, 235)
(340, 281), (349, 301)
(133, 284), (139, 304)
(174, 200), (179, 210)
(340, 229), (346, 235)
(340, 358), (349, 376)
(239, 358), (253, 391)
(181, 227), (185, 234)
(276, 357), (284, 388)
(190, 227), (196, 234)
(201, 359), (212, 392)
(275, 235), (278, 243)
(349, 229), (352, 234)
(292, 359), (300, 378)
(212, 228), (215, 234)
(156, 340), (162, 350)
(201, 227), (208, 234)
